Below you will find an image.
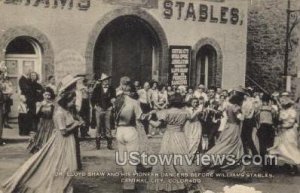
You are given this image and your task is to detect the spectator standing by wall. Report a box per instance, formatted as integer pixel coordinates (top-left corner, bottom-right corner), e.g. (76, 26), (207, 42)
(27, 72), (44, 134)
(2, 76), (13, 128)
(46, 75), (57, 96)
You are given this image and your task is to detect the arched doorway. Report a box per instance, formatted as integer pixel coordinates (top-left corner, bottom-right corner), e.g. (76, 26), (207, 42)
(195, 45), (217, 87)
(93, 15), (160, 86)
(5, 37), (42, 117)
(191, 38), (223, 88)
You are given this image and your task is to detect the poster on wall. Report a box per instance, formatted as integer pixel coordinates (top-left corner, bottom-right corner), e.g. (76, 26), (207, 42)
(169, 45), (191, 87)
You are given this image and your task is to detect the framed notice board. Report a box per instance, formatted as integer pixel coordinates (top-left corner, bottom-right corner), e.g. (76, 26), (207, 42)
(169, 45), (192, 87)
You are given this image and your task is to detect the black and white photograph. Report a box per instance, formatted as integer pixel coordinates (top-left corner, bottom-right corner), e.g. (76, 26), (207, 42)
(0, 0), (300, 193)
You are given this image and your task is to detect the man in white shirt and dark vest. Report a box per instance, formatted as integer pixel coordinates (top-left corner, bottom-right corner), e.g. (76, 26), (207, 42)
(91, 73), (116, 150)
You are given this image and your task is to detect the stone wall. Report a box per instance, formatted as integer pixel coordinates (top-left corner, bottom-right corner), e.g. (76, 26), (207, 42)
(247, 0), (300, 94)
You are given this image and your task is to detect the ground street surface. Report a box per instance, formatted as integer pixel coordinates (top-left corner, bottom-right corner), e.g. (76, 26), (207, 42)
(0, 125), (300, 193)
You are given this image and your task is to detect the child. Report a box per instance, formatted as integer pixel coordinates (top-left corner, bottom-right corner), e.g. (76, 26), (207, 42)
(18, 95), (29, 136)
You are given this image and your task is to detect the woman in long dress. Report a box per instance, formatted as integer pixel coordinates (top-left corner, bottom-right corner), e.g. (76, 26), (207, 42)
(27, 88), (55, 153)
(184, 97), (203, 160)
(147, 93), (206, 193)
(1, 75), (84, 193)
(200, 88), (246, 173)
(268, 97), (300, 174)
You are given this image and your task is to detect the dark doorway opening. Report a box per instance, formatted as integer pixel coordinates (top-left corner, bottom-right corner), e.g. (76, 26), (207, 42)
(93, 16), (160, 86)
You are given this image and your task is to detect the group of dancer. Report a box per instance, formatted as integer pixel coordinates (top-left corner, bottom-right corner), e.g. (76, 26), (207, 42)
(1, 72), (300, 193)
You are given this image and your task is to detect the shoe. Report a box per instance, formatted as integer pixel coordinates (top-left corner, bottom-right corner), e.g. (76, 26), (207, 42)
(289, 165), (298, 175)
(147, 134), (152, 138)
(0, 140), (5, 146)
(107, 139), (114, 150)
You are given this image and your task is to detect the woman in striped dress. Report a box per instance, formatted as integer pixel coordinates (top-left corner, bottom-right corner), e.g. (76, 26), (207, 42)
(147, 94), (206, 193)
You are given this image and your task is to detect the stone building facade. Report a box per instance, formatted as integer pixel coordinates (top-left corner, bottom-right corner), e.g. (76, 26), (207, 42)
(247, 0), (300, 96)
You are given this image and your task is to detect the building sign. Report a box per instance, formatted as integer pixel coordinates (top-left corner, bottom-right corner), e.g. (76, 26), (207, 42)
(4, 0), (90, 11)
(103, 0), (158, 8)
(163, 0), (243, 25)
(169, 46), (191, 87)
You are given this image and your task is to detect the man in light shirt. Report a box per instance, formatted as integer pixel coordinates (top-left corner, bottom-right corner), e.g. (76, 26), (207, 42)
(194, 84), (208, 102)
(137, 82), (151, 135)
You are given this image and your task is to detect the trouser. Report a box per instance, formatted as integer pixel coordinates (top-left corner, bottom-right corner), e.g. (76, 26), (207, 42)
(79, 99), (90, 137)
(95, 107), (113, 139)
(241, 118), (259, 155)
(116, 126), (139, 190)
(18, 113), (29, 135)
(27, 101), (38, 133)
(201, 120), (219, 151)
(73, 129), (82, 170)
(3, 96), (12, 125)
(0, 106), (3, 140)
(257, 124), (275, 157)
(140, 102), (151, 134)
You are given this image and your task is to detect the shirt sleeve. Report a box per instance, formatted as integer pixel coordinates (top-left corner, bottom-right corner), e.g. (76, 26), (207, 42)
(133, 101), (143, 119)
(156, 109), (167, 121)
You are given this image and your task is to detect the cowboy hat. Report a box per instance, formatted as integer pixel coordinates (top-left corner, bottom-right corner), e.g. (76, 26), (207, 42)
(57, 74), (83, 95)
(100, 73), (111, 81)
(232, 86), (249, 96)
(281, 92), (290, 97)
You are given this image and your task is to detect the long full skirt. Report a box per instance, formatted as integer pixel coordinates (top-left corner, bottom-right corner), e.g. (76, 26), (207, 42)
(147, 129), (204, 192)
(27, 118), (55, 153)
(268, 126), (300, 165)
(184, 120), (202, 159)
(202, 123), (244, 172)
(2, 130), (77, 193)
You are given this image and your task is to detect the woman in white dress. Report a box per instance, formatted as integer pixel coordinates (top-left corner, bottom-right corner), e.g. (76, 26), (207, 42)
(184, 97), (203, 159)
(268, 97), (300, 174)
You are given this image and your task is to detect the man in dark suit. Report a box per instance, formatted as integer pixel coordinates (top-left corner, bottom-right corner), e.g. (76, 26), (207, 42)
(19, 71), (31, 96)
(91, 73), (116, 150)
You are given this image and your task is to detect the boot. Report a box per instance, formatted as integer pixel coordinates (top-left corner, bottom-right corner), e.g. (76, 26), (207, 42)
(289, 165), (298, 175)
(107, 139), (113, 150)
(96, 137), (101, 150)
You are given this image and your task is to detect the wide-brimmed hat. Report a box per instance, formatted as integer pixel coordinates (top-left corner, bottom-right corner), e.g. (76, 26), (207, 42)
(100, 73), (111, 81)
(57, 74), (83, 95)
(232, 86), (248, 96)
(281, 92), (290, 97)
(198, 84), (205, 89)
(280, 96), (294, 105)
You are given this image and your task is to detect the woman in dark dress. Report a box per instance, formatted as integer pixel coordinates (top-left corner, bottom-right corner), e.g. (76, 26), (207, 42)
(199, 87), (247, 173)
(27, 87), (55, 153)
